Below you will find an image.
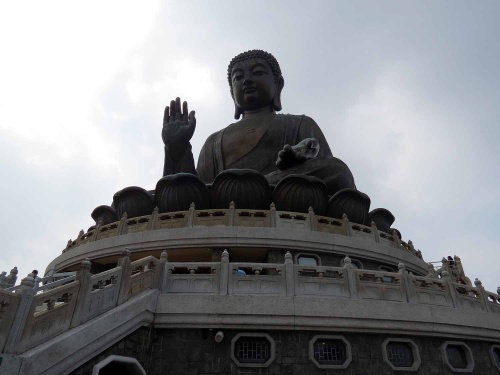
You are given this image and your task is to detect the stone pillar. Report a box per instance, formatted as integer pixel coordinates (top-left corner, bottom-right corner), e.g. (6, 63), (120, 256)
(118, 213), (128, 235)
(159, 251), (169, 292)
(284, 252), (295, 296)
(4, 273), (36, 354)
(219, 250), (229, 296)
(149, 207), (159, 230)
(371, 221), (380, 243)
(229, 201), (235, 226)
(117, 249), (132, 305)
(71, 258), (92, 328)
(270, 202), (277, 228)
(187, 202), (195, 227)
(308, 207), (317, 231)
(474, 278), (491, 312)
(392, 229), (401, 249)
(343, 256), (358, 299)
(91, 223), (101, 242)
(442, 271), (459, 308)
(399, 263), (417, 303)
(342, 214), (352, 237)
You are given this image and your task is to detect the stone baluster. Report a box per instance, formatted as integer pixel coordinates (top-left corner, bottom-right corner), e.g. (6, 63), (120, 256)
(159, 251), (168, 292)
(117, 249), (132, 305)
(426, 263), (436, 278)
(441, 271), (459, 308)
(408, 240), (416, 255)
(219, 250), (229, 296)
(4, 273), (36, 354)
(399, 263), (417, 303)
(229, 201), (235, 226)
(0, 271), (7, 288)
(187, 202), (195, 227)
(474, 278), (492, 313)
(149, 207), (159, 230)
(391, 229), (401, 249)
(70, 259), (92, 328)
(118, 213), (128, 235)
(343, 255), (358, 299)
(371, 221), (380, 243)
(342, 214), (352, 237)
(91, 223), (101, 242)
(270, 202), (277, 227)
(284, 252), (295, 296)
(308, 207), (317, 231)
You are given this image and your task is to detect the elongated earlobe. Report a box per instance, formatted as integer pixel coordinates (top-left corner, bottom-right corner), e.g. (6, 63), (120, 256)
(273, 76), (285, 112)
(234, 102), (242, 119)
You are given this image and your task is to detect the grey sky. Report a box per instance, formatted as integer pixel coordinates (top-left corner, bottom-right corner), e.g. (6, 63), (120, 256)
(0, 1), (499, 291)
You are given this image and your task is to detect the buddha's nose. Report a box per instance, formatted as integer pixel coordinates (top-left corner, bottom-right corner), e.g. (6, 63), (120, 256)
(243, 78), (254, 86)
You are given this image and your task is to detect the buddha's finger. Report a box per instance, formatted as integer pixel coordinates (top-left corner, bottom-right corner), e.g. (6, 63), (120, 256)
(163, 106), (170, 124)
(169, 100), (176, 122)
(183, 101), (188, 121)
(175, 97), (182, 120)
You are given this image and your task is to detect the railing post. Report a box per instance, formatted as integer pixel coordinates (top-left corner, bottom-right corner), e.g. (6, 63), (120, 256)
(117, 249), (132, 305)
(392, 229), (401, 249)
(187, 202), (195, 227)
(6, 267), (18, 288)
(270, 202), (277, 227)
(474, 278), (492, 313)
(308, 207), (317, 231)
(75, 229), (84, 246)
(229, 201), (235, 226)
(371, 221), (380, 243)
(71, 259), (92, 328)
(284, 252), (295, 296)
(91, 224), (101, 242)
(118, 213), (128, 235)
(219, 250), (229, 295)
(159, 251), (168, 292)
(342, 214), (352, 236)
(442, 271), (459, 308)
(343, 256), (358, 299)
(149, 207), (159, 230)
(399, 263), (417, 303)
(4, 273), (36, 354)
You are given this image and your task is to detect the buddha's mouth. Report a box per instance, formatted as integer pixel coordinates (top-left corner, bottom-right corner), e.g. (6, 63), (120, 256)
(243, 87), (257, 93)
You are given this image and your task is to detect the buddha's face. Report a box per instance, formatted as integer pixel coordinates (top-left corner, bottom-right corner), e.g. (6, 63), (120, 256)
(231, 58), (278, 112)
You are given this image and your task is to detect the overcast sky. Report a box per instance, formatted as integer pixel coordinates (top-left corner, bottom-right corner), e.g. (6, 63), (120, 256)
(1, 1), (499, 291)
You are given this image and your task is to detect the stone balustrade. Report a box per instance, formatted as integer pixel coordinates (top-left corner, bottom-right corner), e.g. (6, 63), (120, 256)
(64, 204), (422, 259)
(2, 252), (499, 356)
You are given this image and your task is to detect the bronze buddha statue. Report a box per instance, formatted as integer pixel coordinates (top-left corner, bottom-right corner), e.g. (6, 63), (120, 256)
(161, 50), (355, 195)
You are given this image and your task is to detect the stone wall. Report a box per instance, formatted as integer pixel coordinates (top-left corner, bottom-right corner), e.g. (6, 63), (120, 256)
(70, 328), (500, 375)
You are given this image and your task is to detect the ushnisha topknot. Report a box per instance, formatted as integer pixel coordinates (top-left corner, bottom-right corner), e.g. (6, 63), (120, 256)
(227, 50), (282, 95)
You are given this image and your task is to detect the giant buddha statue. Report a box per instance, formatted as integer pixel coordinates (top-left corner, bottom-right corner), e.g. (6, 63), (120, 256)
(161, 49), (355, 196)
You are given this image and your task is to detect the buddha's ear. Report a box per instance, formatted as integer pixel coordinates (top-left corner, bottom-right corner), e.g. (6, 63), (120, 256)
(273, 76), (285, 112)
(232, 94), (242, 120)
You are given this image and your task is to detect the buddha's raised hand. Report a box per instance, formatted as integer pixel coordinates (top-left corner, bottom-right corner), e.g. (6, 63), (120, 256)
(162, 97), (196, 160)
(276, 138), (320, 170)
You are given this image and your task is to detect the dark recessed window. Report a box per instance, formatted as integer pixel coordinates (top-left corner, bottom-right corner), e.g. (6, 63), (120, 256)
(493, 347), (500, 367)
(386, 342), (414, 367)
(446, 345), (467, 369)
(313, 339), (347, 365)
(235, 337), (270, 364)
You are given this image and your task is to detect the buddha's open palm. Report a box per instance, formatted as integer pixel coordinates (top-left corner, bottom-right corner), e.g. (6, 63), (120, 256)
(276, 138), (320, 170)
(162, 97), (196, 159)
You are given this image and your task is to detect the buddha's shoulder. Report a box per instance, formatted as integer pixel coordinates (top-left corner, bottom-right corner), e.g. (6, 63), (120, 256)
(277, 113), (318, 126)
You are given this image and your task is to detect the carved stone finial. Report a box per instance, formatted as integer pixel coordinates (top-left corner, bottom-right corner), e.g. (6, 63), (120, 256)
(10, 267), (18, 276)
(160, 251), (168, 261)
(343, 255), (352, 268)
(21, 273), (36, 288)
(398, 263), (406, 273)
(80, 258), (91, 270)
(121, 212), (128, 219)
(190, 202), (196, 210)
(153, 206), (159, 213)
(221, 249), (229, 261)
(474, 278), (482, 287)
(442, 270), (450, 280)
(370, 221), (377, 228)
(342, 213), (348, 221)
(121, 248), (131, 257)
(285, 251), (292, 261)
(270, 202), (276, 210)
(308, 206), (314, 214)
(229, 201), (235, 209)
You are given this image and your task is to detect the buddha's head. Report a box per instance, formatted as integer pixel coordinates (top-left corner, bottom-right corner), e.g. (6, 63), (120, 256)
(227, 50), (284, 119)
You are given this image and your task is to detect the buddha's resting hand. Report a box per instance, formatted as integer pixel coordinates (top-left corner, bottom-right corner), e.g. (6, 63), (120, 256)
(162, 97), (196, 160)
(276, 138), (320, 170)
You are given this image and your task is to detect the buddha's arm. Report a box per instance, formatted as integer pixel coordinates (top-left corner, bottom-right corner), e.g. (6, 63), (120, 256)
(196, 132), (218, 184)
(163, 145), (196, 176)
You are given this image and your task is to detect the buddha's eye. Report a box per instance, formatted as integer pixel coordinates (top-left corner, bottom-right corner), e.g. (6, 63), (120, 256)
(253, 70), (265, 76)
(232, 74), (243, 82)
